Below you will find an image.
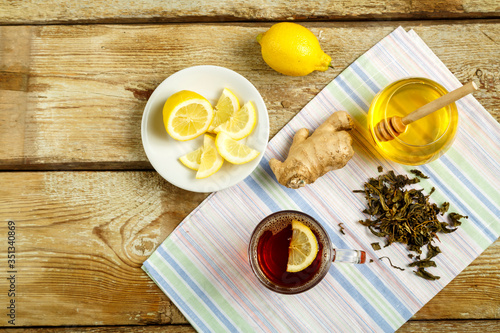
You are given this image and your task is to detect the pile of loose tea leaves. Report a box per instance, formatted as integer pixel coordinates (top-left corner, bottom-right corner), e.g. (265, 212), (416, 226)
(354, 168), (468, 280)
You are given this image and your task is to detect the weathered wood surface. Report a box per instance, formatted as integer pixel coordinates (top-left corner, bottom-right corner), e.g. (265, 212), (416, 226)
(1, 0), (499, 24)
(0, 172), (498, 327)
(1, 320), (500, 333)
(1, 2), (499, 331)
(1, 21), (499, 170)
(0, 172), (206, 326)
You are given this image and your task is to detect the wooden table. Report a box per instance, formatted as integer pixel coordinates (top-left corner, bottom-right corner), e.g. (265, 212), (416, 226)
(1, 1), (499, 332)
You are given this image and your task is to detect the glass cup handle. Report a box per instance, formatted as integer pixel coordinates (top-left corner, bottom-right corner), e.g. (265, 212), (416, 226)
(332, 248), (366, 264)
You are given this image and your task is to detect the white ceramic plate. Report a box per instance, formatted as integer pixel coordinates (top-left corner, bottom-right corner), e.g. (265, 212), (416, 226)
(141, 65), (269, 193)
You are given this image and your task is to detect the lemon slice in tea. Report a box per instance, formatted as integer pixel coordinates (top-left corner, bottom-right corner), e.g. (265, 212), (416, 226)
(287, 220), (319, 272)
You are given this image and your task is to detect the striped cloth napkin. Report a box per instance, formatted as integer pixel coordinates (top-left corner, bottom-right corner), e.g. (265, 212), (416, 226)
(143, 27), (500, 332)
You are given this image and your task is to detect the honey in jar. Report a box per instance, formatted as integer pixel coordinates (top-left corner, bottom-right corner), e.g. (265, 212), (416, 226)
(368, 77), (459, 165)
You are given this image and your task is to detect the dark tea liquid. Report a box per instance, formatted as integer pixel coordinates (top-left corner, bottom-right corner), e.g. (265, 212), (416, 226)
(250, 211), (365, 294)
(256, 217), (325, 288)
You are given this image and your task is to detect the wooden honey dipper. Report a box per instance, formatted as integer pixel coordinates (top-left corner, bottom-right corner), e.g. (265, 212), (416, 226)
(375, 81), (478, 142)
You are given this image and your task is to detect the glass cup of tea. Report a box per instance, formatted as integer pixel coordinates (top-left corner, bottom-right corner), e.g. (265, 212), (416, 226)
(367, 77), (459, 165)
(248, 210), (366, 294)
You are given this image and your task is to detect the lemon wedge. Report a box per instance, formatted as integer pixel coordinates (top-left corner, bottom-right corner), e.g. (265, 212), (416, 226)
(208, 88), (240, 133)
(179, 146), (204, 171)
(286, 220), (319, 272)
(196, 134), (224, 179)
(215, 132), (259, 165)
(163, 90), (214, 141)
(214, 101), (257, 140)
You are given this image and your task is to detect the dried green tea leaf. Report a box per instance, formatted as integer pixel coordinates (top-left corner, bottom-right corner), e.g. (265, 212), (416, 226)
(338, 223), (345, 235)
(426, 244), (441, 259)
(440, 222), (457, 233)
(371, 242), (381, 251)
(410, 169), (429, 179)
(379, 256), (405, 271)
(427, 187), (436, 197)
(440, 202), (450, 214)
(449, 212), (468, 226)
(354, 170), (466, 281)
(359, 219), (372, 227)
(368, 225), (387, 238)
(378, 166), (384, 173)
(415, 267), (440, 280)
(408, 260), (437, 268)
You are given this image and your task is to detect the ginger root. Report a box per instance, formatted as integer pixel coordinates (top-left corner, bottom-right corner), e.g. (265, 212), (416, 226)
(269, 111), (355, 189)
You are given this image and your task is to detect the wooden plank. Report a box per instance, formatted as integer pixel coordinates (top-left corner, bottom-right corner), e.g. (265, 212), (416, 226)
(0, 0), (499, 24)
(399, 320), (500, 332)
(0, 320), (499, 332)
(0, 21), (498, 170)
(0, 327), (196, 333)
(0, 171), (498, 326)
(0, 26), (31, 166)
(0, 171), (207, 326)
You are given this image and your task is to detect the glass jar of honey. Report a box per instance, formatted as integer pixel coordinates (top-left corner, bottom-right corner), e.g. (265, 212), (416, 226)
(368, 77), (459, 165)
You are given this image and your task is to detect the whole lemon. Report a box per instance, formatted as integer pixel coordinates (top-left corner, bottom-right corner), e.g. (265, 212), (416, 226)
(256, 22), (332, 76)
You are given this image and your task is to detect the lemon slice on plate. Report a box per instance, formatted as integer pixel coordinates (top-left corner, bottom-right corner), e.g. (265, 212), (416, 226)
(196, 134), (224, 179)
(214, 101), (257, 140)
(215, 132), (260, 164)
(208, 88), (240, 133)
(179, 146), (204, 171)
(287, 220), (319, 272)
(163, 90), (214, 141)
